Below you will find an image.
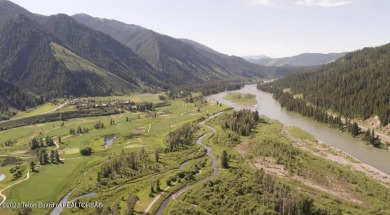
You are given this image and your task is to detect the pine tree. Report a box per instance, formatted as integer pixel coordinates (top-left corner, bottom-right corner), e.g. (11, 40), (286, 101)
(156, 178), (161, 192)
(50, 150), (55, 163)
(30, 161), (35, 172)
(351, 122), (360, 136)
(221, 150), (229, 169)
(55, 150), (60, 162)
(154, 149), (159, 162)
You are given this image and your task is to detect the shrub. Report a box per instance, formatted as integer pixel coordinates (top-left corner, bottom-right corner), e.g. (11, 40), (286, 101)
(80, 147), (93, 156)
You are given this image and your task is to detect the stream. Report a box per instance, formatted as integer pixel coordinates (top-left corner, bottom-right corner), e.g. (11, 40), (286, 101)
(155, 112), (223, 215)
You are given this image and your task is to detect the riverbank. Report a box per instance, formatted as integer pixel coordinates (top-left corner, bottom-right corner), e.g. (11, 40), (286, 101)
(281, 125), (390, 188)
(208, 84), (390, 175)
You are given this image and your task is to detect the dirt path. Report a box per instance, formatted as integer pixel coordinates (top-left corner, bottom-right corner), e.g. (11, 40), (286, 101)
(144, 186), (171, 213)
(54, 141), (59, 150)
(0, 171), (30, 205)
(147, 124), (152, 134)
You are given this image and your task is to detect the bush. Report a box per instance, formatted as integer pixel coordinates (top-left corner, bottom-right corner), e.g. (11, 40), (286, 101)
(80, 147), (93, 156)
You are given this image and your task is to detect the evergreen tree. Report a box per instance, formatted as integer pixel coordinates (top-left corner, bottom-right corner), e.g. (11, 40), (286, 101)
(50, 150), (55, 163)
(29, 161), (35, 172)
(154, 149), (159, 162)
(156, 178), (161, 192)
(351, 122), (360, 136)
(55, 150), (60, 162)
(221, 150), (229, 169)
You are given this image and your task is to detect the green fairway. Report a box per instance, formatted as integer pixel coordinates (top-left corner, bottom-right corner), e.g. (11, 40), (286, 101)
(6, 157), (88, 203)
(223, 92), (256, 105)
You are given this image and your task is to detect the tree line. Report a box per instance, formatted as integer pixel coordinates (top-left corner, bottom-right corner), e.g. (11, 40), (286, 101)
(165, 123), (198, 152)
(258, 87), (384, 147)
(97, 148), (159, 186)
(258, 43), (390, 126)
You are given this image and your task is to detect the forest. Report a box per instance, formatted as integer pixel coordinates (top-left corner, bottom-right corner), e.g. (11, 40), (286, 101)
(258, 43), (390, 126)
(257, 87), (383, 147)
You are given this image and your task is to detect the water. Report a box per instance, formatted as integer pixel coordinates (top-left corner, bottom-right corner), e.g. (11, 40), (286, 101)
(209, 84), (390, 175)
(156, 112), (223, 215)
(104, 135), (116, 149)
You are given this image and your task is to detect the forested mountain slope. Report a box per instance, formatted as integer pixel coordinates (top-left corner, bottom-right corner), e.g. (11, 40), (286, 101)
(73, 14), (297, 79)
(0, 78), (41, 110)
(180, 39), (297, 77)
(0, 0), (166, 102)
(73, 14), (235, 83)
(259, 44), (390, 125)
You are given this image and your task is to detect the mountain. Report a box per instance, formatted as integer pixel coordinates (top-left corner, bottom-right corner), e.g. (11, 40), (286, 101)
(179, 39), (297, 78)
(259, 44), (390, 125)
(73, 14), (296, 80)
(241, 55), (270, 60)
(72, 14), (234, 84)
(246, 52), (346, 67)
(0, 0), (298, 110)
(0, 1), (169, 101)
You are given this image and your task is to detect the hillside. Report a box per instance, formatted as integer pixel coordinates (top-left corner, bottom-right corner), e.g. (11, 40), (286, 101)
(0, 1), (167, 103)
(73, 14), (234, 83)
(73, 14), (296, 79)
(0, 78), (40, 110)
(246, 52), (346, 67)
(180, 39), (297, 77)
(0, 0), (298, 111)
(259, 43), (390, 125)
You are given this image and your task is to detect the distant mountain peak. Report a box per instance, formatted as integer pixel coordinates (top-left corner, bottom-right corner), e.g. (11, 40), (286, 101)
(242, 55), (270, 60)
(247, 52), (347, 67)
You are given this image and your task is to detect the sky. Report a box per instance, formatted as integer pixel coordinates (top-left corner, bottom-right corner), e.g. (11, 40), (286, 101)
(9, 0), (390, 58)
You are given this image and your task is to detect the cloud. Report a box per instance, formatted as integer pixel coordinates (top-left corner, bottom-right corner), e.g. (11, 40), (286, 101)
(295, 0), (351, 7)
(253, 0), (273, 6)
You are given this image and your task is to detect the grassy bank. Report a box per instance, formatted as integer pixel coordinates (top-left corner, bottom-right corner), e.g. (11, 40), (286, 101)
(223, 92), (256, 106)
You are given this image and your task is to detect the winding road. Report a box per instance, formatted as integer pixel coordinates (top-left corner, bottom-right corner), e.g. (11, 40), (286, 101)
(155, 112), (223, 215)
(0, 171), (30, 206)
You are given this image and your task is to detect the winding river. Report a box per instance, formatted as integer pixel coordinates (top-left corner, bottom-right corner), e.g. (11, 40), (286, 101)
(156, 112), (223, 215)
(209, 84), (390, 175)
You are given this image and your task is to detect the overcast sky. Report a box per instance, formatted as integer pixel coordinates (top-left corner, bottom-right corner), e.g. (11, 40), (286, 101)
(10, 0), (390, 57)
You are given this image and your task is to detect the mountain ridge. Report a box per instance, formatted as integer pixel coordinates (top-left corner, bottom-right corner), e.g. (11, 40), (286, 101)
(245, 52), (347, 67)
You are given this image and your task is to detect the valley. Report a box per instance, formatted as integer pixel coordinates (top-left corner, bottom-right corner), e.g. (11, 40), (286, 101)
(1, 0), (390, 215)
(1, 86), (390, 215)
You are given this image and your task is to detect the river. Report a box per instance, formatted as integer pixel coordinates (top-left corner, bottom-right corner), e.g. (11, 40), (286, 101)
(208, 84), (390, 175)
(155, 112), (223, 215)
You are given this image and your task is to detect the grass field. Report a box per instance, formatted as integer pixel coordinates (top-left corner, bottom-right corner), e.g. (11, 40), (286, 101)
(288, 126), (317, 142)
(14, 103), (60, 118)
(5, 157), (88, 214)
(223, 92), (256, 106)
